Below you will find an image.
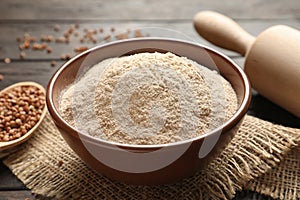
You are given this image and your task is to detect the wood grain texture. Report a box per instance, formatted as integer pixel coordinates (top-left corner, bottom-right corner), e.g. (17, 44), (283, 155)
(0, 22), (202, 59)
(0, 164), (25, 190)
(0, 0), (299, 20)
(0, 0), (299, 199)
(1, 20), (300, 60)
(0, 57), (245, 100)
(0, 61), (62, 90)
(0, 57), (243, 90)
(0, 190), (35, 199)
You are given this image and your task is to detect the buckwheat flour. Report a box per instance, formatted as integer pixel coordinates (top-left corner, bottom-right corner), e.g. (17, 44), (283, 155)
(59, 52), (237, 145)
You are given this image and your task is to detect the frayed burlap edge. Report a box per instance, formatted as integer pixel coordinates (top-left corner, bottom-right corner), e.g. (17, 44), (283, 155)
(3, 113), (300, 200)
(197, 115), (300, 199)
(247, 146), (300, 200)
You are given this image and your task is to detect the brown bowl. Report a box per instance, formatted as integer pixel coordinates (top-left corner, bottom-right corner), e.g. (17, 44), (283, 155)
(46, 38), (251, 185)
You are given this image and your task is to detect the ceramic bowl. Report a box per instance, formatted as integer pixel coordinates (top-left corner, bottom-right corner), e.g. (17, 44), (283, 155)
(46, 38), (251, 185)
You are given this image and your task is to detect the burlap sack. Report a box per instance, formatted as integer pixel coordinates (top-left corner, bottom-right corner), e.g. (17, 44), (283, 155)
(3, 113), (300, 200)
(247, 146), (300, 199)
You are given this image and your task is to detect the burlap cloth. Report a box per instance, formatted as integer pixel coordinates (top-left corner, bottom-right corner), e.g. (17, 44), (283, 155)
(2, 112), (300, 200)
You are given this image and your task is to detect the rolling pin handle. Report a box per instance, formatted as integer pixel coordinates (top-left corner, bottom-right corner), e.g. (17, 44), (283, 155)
(194, 11), (255, 56)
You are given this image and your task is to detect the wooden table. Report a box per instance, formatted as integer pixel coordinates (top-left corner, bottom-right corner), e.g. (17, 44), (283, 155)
(0, 0), (299, 199)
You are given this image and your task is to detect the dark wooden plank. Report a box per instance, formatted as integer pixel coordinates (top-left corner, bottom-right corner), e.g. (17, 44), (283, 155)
(249, 93), (300, 128)
(0, 61), (62, 90)
(0, 58), (244, 91)
(0, 1), (297, 200)
(0, 58), (243, 91)
(234, 191), (273, 200)
(1, 20), (300, 60)
(0, 190), (35, 200)
(0, 22), (221, 60)
(0, 0), (299, 20)
(0, 163), (25, 190)
(0, 189), (270, 200)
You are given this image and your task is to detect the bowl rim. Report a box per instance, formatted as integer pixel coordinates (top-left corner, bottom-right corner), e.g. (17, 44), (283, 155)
(46, 37), (251, 149)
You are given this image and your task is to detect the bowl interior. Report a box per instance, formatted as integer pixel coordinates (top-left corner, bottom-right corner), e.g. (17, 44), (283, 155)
(49, 38), (249, 146)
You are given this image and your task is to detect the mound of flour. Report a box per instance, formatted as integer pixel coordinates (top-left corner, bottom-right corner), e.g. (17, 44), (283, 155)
(59, 52), (237, 145)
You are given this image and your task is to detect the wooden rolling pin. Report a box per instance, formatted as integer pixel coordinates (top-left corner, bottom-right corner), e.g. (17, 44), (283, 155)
(194, 11), (300, 118)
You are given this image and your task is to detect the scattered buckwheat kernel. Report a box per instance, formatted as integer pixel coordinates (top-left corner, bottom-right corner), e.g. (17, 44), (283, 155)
(50, 60), (57, 67)
(64, 32), (70, 39)
(115, 33), (129, 40)
(54, 24), (61, 32)
(4, 58), (11, 64)
(20, 51), (26, 59)
(58, 160), (64, 167)
(46, 47), (52, 54)
(23, 41), (30, 49)
(33, 43), (47, 51)
(134, 30), (144, 37)
(103, 35), (111, 41)
(47, 35), (53, 42)
(60, 54), (66, 60)
(40, 34), (47, 42)
(55, 37), (66, 43)
(74, 46), (88, 53)
(68, 26), (74, 34)
(65, 53), (71, 60)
